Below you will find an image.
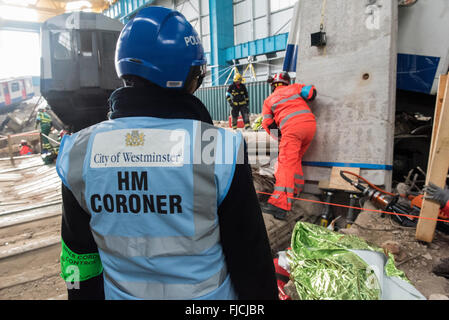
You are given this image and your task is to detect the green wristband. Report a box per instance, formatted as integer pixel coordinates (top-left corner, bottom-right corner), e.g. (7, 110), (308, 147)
(60, 238), (103, 282)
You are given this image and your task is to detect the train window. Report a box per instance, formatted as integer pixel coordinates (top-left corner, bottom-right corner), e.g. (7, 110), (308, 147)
(52, 31), (72, 60)
(3, 86), (9, 95)
(80, 31), (93, 57)
(11, 82), (20, 92)
(101, 32), (118, 60)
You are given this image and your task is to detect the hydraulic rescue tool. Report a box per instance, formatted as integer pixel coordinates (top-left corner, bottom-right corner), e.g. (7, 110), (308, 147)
(339, 171), (418, 225)
(339, 171), (449, 233)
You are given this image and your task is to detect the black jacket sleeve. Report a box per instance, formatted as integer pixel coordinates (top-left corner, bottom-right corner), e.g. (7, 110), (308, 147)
(226, 85), (233, 104)
(217, 145), (278, 300)
(243, 84), (249, 101)
(61, 183), (105, 300)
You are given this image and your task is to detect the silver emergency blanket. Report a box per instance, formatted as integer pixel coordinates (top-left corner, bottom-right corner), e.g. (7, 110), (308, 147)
(287, 222), (426, 300)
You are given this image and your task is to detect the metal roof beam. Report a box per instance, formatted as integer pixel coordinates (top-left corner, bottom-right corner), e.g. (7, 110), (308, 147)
(102, 0), (156, 22)
(0, 0), (64, 14)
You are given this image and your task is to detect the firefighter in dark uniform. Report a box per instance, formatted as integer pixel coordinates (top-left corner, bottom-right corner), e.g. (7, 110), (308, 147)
(226, 73), (251, 130)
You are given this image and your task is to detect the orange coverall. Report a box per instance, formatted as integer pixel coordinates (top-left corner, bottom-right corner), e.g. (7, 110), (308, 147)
(262, 83), (317, 211)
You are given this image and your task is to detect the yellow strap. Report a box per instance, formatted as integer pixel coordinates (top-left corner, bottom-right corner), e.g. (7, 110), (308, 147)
(320, 0), (327, 30)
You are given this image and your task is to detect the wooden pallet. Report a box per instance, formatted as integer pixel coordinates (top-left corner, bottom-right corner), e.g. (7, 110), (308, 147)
(416, 73), (449, 242)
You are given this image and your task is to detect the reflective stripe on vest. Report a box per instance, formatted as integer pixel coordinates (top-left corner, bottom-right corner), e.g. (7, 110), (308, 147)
(64, 125), (96, 213)
(274, 186), (294, 193)
(56, 118), (242, 300)
(279, 110), (312, 130)
(103, 264), (228, 299)
(37, 112), (52, 123)
(271, 93), (302, 113)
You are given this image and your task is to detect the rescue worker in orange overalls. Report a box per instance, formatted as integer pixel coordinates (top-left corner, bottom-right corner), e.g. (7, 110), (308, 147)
(260, 72), (317, 220)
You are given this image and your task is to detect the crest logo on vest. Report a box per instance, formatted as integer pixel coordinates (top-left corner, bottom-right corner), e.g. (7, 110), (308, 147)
(125, 130), (145, 147)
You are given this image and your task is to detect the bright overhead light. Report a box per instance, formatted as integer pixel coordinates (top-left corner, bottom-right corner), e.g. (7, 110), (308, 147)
(1, 0), (39, 6)
(65, 1), (92, 12)
(0, 5), (38, 22)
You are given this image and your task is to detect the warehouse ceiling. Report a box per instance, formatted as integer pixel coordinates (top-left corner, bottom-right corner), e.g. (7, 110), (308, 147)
(0, 0), (110, 22)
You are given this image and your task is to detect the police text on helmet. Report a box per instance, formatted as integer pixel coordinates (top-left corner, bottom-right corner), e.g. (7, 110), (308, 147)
(184, 36), (201, 46)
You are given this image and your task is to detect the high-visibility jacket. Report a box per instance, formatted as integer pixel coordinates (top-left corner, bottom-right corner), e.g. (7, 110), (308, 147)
(19, 145), (32, 155)
(36, 111), (52, 124)
(56, 117), (243, 300)
(262, 83), (317, 211)
(262, 83), (316, 136)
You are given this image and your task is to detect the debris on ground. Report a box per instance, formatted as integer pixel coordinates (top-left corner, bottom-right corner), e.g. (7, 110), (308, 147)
(253, 162), (449, 300)
(0, 155), (65, 300)
(340, 202), (449, 299)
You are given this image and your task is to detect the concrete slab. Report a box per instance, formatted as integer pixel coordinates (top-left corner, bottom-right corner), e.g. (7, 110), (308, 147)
(294, 0), (398, 187)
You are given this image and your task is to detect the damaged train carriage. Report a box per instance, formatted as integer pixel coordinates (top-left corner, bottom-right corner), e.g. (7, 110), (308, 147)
(40, 12), (124, 132)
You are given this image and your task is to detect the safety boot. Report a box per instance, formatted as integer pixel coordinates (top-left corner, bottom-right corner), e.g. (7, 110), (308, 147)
(260, 202), (289, 221)
(231, 117), (238, 130)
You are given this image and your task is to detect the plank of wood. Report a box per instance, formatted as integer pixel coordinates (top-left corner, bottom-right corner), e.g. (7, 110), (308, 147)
(319, 167), (361, 192)
(0, 235), (60, 260)
(427, 74), (448, 176)
(0, 200), (62, 217)
(0, 206), (61, 229)
(416, 75), (449, 242)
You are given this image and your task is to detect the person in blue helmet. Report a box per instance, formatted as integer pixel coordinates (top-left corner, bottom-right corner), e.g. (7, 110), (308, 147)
(56, 6), (277, 300)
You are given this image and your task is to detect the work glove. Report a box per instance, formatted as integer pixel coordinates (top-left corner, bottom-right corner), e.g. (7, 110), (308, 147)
(423, 182), (449, 207)
(300, 85), (317, 102)
(263, 119), (281, 141)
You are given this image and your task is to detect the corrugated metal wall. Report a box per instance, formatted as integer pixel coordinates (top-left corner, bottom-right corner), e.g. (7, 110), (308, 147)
(195, 80), (271, 120)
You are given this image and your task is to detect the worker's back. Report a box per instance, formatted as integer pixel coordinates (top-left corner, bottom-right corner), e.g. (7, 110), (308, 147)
(263, 83), (315, 129)
(56, 6), (277, 301)
(57, 116), (243, 299)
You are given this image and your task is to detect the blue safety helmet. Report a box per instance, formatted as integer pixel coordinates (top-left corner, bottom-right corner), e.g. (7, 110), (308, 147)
(115, 6), (207, 92)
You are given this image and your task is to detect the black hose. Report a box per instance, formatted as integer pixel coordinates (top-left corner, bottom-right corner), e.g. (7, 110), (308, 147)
(339, 171), (366, 192)
(339, 170), (353, 184)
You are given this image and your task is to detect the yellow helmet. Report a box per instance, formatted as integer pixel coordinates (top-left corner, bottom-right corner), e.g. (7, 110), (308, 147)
(233, 73), (242, 82)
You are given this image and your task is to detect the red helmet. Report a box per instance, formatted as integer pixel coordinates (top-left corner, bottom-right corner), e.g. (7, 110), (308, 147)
(268, 72), (291, 90)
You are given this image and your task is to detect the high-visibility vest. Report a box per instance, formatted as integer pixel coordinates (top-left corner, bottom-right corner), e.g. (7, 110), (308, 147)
(56, 117), (244, 300)
(37, 111), (52, 124)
